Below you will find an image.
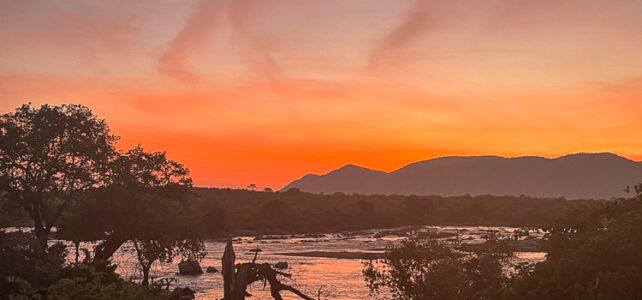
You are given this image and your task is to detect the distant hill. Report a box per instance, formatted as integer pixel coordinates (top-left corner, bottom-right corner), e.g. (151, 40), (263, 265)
(281, 153), (642, 199)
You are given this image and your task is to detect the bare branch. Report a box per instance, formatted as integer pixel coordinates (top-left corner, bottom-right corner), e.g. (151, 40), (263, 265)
(222, 239), (315, 300)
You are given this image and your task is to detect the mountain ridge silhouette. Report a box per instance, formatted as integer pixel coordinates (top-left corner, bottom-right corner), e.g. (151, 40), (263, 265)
(281, 153), (642, 199)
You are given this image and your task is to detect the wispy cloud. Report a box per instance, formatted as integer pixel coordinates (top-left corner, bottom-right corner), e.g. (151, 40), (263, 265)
(226, 0), (283, 86)
(158, 0), (224, 83)
(0, 1), (143, 62)
(368, 0), (434, 69)
(159, 0), (285, 88)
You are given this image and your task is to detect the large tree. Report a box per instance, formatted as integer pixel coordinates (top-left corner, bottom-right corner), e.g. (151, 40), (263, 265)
(61, 146), (201, 281)
(0, 104), (117, 244)
(99, 146), (202, 285)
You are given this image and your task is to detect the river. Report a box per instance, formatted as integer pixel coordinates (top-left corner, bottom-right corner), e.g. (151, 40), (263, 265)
(6, 225), (546, 299)
(105, 226), (545, 299)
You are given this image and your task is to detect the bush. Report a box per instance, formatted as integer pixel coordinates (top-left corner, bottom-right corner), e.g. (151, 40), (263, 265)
(363, 233), (514, 300)
(0, 232), (169, 300)
(508, 188), (642, 299)
(0, 232), (67, 297)
(45, 262), (170, 300)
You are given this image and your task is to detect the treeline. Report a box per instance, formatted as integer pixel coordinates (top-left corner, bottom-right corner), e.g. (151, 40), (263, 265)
(191, 187), (601, 236)
(2, 186), (604, 237)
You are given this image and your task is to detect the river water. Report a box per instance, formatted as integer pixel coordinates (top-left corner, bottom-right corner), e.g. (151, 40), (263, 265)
(106, 226), (545, 300)
(6, 225), (546, 299)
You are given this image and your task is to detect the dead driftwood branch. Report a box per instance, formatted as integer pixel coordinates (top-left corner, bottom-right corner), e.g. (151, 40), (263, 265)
(222, 238), (315, 300)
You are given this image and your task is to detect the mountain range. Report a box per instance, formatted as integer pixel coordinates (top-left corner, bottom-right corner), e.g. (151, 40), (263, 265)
(281, 153), (642, 199)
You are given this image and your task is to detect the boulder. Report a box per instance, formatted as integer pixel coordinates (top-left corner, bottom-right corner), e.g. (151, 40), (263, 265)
(178, 260), (203, 275)
(206, 266), (218, 273)
(171, 287), (195, 300)
(273, 261), (289, 270)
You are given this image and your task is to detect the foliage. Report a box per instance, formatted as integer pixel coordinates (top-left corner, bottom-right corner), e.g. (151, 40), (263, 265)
(186, 188), (598, 236)
(7, 261), (170, 300)
(0, 232), (67, 297)
(129, 237), (205, 286)
(260, 200), (292, 229)
(59, 145), (205, 286)
(0, 232), (169, 300)
(9, 186), (600, 239)
(110, 145), (192, 188)
(507, 185), (642, 300)
(405, 195), (434, 224)
(362, 185), (642, 300)
(0, 104), (189, 298)
(0, 104), (117, 243)
(199, 199), (227, 234)
(363, 233), (514, 300)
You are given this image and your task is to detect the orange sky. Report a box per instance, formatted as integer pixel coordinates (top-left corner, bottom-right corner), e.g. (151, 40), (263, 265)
(1, 0), (641, 189)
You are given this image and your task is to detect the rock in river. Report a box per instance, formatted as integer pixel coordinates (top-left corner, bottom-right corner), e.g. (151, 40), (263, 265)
(178, 260), (203, 275)
(206, 266), (218, 273)
(273, 261), (289, 269)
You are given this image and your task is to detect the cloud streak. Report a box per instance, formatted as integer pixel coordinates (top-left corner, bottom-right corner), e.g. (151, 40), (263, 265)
(159, 0), (285, 88)
(158, 0), (224, 83)
(368, 0), (434, 69)
(0, 1), (144, 65)
(226, 0), (283, 86)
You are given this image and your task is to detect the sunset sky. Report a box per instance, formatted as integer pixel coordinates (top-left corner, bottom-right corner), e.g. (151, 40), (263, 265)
(1, 0), (641, 189)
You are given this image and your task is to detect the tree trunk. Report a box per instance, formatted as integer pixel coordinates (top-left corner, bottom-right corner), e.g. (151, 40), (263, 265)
(74, 241), (80, 264)
(222, 238), (236, 299)
(31, 210), (49, 248)
(26, 193), (49, 249)
(94, 237), (127, 261)
(34, 227), (49, 249)
(141, 264), (151, 286)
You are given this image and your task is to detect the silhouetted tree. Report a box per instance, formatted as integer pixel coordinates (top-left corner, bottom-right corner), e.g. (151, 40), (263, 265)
(62, 146), (205, 286)
(82, 146), (196, 262)
(260, 200), (291, 229)
(201, 199), (227, 234)
(285, 187), (301, 194)
(405, 195), (434, 224)
(356, 199), (375, 216)
(355, 199), (376, 226)
(131, 238), (205, 286)
(507, 184), (642, 299)
(363, 233), (513, 300)
(0, 104), (117, 245)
